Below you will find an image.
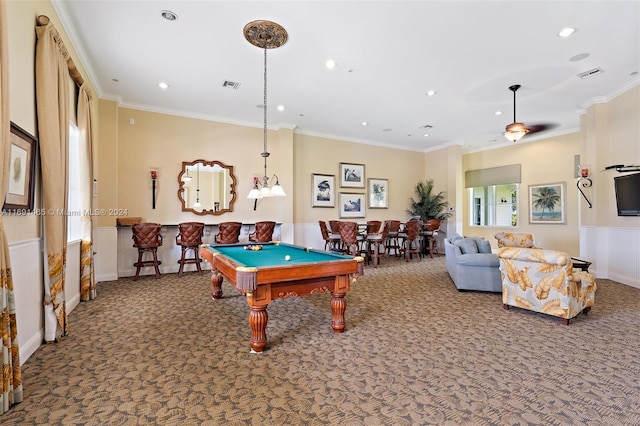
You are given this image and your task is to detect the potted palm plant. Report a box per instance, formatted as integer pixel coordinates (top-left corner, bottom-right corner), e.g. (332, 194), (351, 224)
(406, 179), (452, 226)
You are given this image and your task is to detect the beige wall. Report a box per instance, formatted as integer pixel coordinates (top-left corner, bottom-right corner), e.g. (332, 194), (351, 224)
(462, 133), (582, 254)
(581, 85), (640, 228)
(293, 133), (426, 225)
(99, 107), (295, 226)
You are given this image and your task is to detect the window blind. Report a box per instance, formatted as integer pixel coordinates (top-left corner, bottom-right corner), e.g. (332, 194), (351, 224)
(465, 164), (521, 188)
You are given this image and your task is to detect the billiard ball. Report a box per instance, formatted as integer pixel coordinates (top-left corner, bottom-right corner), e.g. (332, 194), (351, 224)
(285, 255), (291, 261)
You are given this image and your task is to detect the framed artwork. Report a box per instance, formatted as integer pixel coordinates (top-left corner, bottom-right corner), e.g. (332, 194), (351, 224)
(3, 122), (37, 212)
(312, 173), (335, 207)
(340, 162), (365, 188)
(368, 178), (388, 208)
(529, 182), (566, 224)
(339, 192), (366, 218)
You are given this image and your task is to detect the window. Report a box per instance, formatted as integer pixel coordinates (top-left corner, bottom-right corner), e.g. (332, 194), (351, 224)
(465, 164), (521, 228)
(67, 123), (82, 241)
(469, 184), (518, 227)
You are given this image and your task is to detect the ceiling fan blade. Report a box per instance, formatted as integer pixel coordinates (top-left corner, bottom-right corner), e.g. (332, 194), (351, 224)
(523, 123), (558, 136)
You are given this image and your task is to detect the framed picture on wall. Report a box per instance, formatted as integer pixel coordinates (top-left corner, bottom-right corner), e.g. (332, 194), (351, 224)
(3, 122), (37, 212)
(529, 182), (566, 224)
(312, 173), (335, 207)
(340, 162), (365, 188)
(339, 192), (366, 218)
(368, 178), (388, 208)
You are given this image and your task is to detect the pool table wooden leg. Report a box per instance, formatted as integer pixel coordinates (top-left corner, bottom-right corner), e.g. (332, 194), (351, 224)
(330, 292), (347, 333)
(249, 305), (268, 353)
(210, 271), (223, 300)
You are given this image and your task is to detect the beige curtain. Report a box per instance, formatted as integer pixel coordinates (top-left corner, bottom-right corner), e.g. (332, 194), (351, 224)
(0, 0), (24, 414)
(36, 21), (70, 342)
(78, 84), (96, 301)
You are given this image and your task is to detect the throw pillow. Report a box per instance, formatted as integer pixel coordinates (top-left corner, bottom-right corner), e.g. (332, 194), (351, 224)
(469, 237), (492, 253)
(454, 238), (479, 254)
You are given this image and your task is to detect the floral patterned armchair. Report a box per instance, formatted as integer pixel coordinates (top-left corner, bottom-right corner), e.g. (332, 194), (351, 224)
(494, 232), (539, 248)
(497, 247), (597, 324)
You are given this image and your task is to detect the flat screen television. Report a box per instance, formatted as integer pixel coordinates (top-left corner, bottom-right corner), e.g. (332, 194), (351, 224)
(614, 172), (640, 216)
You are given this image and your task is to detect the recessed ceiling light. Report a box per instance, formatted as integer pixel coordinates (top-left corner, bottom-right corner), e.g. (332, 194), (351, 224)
(158, 82), (169, 89)
(361, 121), (368, 126)
(426, 90), (437, 96)
(325, 59), (337, 69)
(558, 27), (575, 38)
(161, 10), (178, 21)
(494, 111), (503, 116)
(277, 105), (285, 112)
(423, 134), (430, 137)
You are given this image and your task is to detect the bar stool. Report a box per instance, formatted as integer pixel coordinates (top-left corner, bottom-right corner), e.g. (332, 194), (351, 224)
(248, 221), (276, 243)
(214, 221), (242, 244)
(176, 222), (205, 275)
(131, 223), (163, 280)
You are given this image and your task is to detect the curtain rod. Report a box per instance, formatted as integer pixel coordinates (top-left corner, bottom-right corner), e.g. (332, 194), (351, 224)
(36, 15), (85, 86)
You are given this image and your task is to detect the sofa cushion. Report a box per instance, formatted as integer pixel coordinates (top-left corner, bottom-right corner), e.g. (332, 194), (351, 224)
(454, 238), (478, 254)
(469, 237), (492, 253)
(448, 234), (463, 244)
(457, 253), (500, 267)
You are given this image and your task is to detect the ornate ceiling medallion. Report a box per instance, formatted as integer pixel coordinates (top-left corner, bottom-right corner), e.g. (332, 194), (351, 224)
(243, 20), (288, 49)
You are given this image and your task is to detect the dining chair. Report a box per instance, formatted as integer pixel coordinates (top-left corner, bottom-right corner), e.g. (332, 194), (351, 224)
(403, 219), (423, 262)
(365, 220), (390, 268)
(385, 220), (402, 257)
(338, 221), (364, 258)
(319, 220), (341, 252)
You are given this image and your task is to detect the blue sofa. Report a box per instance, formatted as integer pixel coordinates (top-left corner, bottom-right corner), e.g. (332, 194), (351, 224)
(444, 234), (502, 292)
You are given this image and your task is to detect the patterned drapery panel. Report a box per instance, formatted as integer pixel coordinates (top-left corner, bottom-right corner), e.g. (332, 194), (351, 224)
(0, 1), (24, 414)
(36, 21), (70, 342)
(78, 85), (96, 301)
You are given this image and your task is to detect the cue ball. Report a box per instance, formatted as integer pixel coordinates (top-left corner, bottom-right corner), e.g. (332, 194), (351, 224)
(285, 255), (291, 261)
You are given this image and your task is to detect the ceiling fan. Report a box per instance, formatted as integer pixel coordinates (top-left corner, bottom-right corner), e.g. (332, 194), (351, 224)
(504, 84), (555, 142)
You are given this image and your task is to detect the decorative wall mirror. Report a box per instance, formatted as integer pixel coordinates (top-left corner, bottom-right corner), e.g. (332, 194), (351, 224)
(177, 160), (237, 215)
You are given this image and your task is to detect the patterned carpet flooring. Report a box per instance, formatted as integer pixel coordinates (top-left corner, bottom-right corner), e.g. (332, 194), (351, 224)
(3, 255), (640, 425)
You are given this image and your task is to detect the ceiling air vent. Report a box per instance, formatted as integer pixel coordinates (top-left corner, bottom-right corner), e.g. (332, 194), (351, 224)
(223, 80), (241, 89)
(577, 67), (603, 79)
(419, 124), (433, 129)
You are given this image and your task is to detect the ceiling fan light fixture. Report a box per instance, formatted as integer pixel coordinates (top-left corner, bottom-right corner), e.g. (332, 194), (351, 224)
(504, 122), (529, 142)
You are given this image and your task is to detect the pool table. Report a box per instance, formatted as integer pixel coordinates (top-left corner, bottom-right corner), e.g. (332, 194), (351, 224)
(200, 242), (364, 353)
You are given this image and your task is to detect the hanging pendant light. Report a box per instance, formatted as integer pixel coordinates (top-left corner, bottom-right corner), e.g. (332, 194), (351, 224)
(244, 20), (288, 199)
(182, 166), (192, 182)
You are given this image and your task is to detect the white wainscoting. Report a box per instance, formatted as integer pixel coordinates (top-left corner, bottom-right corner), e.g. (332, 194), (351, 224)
(10, 238), (83, 365)
(10, 238), (43, 365)
(293, 222), (326, 251)
(94, 227), (118, 281)
(580, 226), (640, 289)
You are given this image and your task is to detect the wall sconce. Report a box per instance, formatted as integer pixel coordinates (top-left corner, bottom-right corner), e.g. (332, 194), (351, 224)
(150, 170), (158, 209)
(576, 164), (592, 208)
